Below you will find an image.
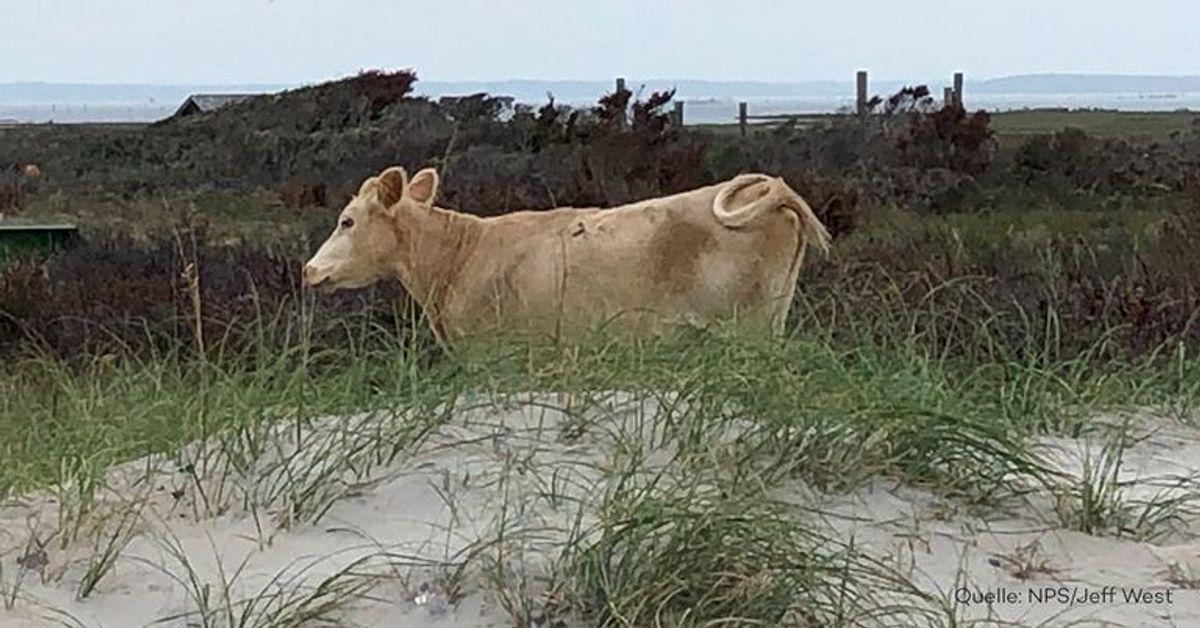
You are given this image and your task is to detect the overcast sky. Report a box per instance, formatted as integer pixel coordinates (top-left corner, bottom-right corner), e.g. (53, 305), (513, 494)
(3, 0), (1199, 84)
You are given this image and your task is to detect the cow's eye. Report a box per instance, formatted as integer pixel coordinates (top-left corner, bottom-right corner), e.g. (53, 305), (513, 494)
(340, 217), (354, 230)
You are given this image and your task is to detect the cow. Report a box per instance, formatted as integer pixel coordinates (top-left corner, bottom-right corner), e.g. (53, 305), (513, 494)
(302, 166), (831, 349)
(2, 163), (42, 215)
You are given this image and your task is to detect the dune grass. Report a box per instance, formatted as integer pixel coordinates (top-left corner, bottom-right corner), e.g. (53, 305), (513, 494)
(2, 319), (1199, 626)
(0, 331), (1174, 501)
(4, 316), (1198, 501)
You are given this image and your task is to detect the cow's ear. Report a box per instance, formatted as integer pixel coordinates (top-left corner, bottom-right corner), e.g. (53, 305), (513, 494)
(357, 175), (379, 197)
(406, 168), (440, 206)
(375, 166), (408, 208)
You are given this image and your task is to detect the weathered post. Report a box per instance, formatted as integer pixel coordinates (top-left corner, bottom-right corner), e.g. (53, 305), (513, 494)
(953, 72), (964, 108)
(944, 86), (955, 109)
(738, 102), (748, 137)
(856, 70), (869, 117)
(615, 77), (628, 128)
(673, 100), (684, 126)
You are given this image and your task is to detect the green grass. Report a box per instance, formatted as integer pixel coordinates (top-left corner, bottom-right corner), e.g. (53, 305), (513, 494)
(4, 327), (1200, 625)
(3, 327), (1194, 502)
(18, 189), (324, 244)
(988, 109), (1196, 141)
(695, 109), (1197, 142)
(0, 344), (419, 499)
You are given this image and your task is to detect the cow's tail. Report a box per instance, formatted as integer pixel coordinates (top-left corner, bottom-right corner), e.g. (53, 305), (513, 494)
(783, 184), (832, 258)
(713, 174), (832, 336)
(711, 174), (831, 256)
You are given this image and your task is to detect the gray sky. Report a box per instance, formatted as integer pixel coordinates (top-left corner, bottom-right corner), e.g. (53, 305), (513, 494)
(3, 0), (1199, 84)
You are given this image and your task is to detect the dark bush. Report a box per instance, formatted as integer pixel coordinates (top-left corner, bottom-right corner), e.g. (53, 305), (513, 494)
(0, 227), (423, 363)
(1012, 126), (1194, 196)
(278, 181), (328, 210)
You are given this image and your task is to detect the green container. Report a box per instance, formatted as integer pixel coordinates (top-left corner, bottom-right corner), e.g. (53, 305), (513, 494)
(0, 224), (80, 263)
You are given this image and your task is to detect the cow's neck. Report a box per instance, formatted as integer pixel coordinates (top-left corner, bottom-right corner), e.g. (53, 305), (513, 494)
(389, 204), (481, 322)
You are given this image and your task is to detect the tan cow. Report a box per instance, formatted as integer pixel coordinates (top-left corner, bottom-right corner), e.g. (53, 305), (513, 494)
(303, 166), (831, 349)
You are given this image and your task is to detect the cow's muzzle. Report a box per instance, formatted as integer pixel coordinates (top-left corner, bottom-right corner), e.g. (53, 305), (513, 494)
(302, 264), (330, 289)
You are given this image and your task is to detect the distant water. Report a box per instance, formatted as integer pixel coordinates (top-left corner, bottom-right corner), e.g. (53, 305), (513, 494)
(2, 92), (1198, 126)
(674, 92), (1200, 124)
(0, 104), (177, 124)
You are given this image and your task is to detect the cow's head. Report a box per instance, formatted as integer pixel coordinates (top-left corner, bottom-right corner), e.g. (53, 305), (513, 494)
(302, 166), (440, 291)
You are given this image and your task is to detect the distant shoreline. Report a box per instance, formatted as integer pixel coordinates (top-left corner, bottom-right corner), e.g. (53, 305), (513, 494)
(4, 73), (1200, 125)
(6, 72), (1200, 99)
(2, 92), (1197, 126)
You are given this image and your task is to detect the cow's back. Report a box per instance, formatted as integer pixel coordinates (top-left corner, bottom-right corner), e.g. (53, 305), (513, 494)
(442, 183), (803, 341)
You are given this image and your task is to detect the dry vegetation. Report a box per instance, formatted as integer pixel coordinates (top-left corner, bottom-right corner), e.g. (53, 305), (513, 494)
(1, 69), (1198, 365)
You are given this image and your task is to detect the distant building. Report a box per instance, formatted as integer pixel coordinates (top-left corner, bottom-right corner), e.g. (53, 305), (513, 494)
(172, 94), (255, 118)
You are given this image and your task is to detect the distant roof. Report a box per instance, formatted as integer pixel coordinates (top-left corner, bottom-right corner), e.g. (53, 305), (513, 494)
(173, 93), (255, 117)
(0, 223), (78, 231)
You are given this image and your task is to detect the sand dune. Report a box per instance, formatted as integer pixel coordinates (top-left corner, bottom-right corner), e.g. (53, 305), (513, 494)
(2, 395), (1198, 627)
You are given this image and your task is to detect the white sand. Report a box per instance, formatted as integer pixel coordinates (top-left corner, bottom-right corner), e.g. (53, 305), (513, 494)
(807, 413), (1200, 627)
(2, 396), (1199, 627)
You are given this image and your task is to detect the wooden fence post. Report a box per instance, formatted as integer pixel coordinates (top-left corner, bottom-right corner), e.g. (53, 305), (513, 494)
(953, 72), (964, 108)
(944, 87), (955, 109)
(738, 102), (748, 137)
(615, 77), (627, 128)
(856, 70), (869, 117)
(673, 100), (684, 126)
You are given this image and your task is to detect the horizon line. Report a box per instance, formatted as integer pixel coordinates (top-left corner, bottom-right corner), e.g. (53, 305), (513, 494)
(6, 71), (1200, 88)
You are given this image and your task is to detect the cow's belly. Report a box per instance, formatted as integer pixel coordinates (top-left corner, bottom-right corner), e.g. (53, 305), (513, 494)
(444, 225), (792, 342)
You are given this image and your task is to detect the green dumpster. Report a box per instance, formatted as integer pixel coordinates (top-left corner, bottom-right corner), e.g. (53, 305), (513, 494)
(0, 223), (80, 263)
